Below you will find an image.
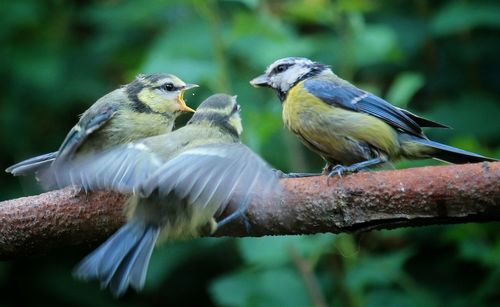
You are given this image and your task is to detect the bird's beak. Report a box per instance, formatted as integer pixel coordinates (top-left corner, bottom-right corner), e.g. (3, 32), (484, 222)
(250, 74), (269, 87)
(178, 84), (198, 113)
(183, 83), (199, 91)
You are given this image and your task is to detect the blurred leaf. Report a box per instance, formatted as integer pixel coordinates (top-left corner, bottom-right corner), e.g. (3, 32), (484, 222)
(346, 249), (413, 291)
(351, 23), (402, 67)
(443, 224), (500, 267)
(145, 241), (198, 290)
(427, 93), (500, 142)
(210, 268), (310, 307)
(386, 72), (425, 107)
(227, 12), (314, 68)
(282, 0), (337, 25)
(226, 0), (259, 9)
(141, 19), (217, 86)
(432, 3), (500, 36)
(364, 288), (438, 307)
(238, 235), (334, 267)
(458, 239), (500, 267)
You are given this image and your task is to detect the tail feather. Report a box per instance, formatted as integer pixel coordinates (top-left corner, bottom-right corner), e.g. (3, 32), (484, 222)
(108, 225), (160, 296)
(398, 108), (451, 129)
(74, 221), (159, 297)
(410, 138), (498, 164)
(5, 151), (58, 176)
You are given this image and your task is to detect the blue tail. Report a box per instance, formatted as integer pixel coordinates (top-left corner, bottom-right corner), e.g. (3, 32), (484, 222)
(5, 151), (58, 176)
(74, 221), (160, 297)
(412, 138), (498, 164)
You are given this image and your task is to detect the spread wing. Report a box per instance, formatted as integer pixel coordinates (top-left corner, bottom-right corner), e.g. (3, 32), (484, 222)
(139, 143), (282, 218)
(39, 141), (163, 193)
(304, 78), (426, 137)
(56, 104), (119, 161)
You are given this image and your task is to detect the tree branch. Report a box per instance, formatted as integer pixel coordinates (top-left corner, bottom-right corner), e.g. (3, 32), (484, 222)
(1, 162), (499, 259)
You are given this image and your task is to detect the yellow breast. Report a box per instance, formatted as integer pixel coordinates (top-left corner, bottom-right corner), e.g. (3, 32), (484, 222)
(283, 81), (400, 164)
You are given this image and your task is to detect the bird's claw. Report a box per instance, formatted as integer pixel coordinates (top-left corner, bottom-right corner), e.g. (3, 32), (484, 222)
(217, 208), (252, 234)
(327, 165), (358, 185)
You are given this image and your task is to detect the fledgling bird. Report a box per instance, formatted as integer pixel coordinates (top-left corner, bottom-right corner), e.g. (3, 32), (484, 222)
(41, 94), (282, 297)
(6, 73), (197, 177)
(250, 57), (497, 176)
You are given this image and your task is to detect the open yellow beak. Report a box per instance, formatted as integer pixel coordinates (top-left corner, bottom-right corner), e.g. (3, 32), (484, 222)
(178, 84), (198, 113)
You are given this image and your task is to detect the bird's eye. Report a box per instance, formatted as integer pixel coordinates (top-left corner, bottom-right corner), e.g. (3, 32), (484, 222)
(162, 83), (175, 91)
(274, 64), (288, 74)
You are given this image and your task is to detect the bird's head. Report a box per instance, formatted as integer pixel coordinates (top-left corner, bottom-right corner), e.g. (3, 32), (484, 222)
(188, 94), (243, 138)
(250, 57), (330, 101)
(126, 73), (197, 115)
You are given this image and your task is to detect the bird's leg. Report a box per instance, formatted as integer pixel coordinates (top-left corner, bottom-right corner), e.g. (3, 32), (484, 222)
(328, 157), (385, 178)
(216, 207), (251, 233)
(322, 163), (333, 175)
(272, 169), (320, 178)
(217, 191), (256, 233)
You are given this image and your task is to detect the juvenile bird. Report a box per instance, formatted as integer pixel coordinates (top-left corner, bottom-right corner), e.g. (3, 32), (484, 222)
(42, 94), (281, 297)
(250, 57), (497, 176)
(6, 73), (197, 177)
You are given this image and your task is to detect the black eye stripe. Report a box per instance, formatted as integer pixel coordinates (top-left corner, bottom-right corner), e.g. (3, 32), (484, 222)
(155, 82), (178, 91)
(230, 103), (239, 114)
(271, 63), (292, 75)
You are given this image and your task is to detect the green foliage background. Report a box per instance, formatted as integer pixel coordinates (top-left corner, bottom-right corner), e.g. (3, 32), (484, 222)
(1, 0), (500, 306)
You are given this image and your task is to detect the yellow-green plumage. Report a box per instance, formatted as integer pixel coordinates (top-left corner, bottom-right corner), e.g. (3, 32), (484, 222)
(45, 94), (281, 297)
(6, 73), (196, 176)
(75, 91), (176, 156)
(251, 57), (497, 174)
(284, 81), (400, 165)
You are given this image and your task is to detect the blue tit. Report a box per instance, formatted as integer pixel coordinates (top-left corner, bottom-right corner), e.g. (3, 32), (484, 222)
(6, 73), (197, 177)
(41, 94), (282, 297)
(250, 57), (497, 176)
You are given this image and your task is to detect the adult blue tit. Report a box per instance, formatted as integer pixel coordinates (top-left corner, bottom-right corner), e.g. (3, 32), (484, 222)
(6, 73), (197, 177)
(41, 94), (282, 297)
(250, 57), (497, 176)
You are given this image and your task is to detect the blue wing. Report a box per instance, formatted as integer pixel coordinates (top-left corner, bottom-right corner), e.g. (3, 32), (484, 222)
(304, 78), (426, 137)
(397, 108), (450, 129)
(57, 104), (118, 160)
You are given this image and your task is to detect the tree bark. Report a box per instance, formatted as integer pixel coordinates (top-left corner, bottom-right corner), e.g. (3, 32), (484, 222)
(1, 162), (499, 259)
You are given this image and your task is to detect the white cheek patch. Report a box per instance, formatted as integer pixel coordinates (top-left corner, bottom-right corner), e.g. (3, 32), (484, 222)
(272, 65), (311, 92)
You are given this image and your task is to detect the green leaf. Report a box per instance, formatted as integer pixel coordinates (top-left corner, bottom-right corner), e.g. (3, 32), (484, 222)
(386, 72), (425, 108)
(141, 19), (217, 85)
(346, 249), (413, 291)
(210, 268), (310, 307)
(351, 23), (401, 66)
(238, 235), (334, 267)
(426, 93), (500, 142)
(432, 3), (500, 36)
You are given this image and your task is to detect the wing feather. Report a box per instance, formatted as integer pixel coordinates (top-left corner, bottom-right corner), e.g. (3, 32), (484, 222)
(57, 105), (118, 160)
(40, 142), (163, 193)
(304, 78), (425, 137)
(140, 143), (281, 219)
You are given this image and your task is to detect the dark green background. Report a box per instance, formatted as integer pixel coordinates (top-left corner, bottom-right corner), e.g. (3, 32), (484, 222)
(1, 0), (499, 306)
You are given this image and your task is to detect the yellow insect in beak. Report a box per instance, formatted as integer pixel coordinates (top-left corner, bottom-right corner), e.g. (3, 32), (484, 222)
(178, 84), (198, 113)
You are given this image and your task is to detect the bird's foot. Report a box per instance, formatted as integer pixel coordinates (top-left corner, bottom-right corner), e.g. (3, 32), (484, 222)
(217, 208), (252, 234)
(326, 164), (360, 185)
